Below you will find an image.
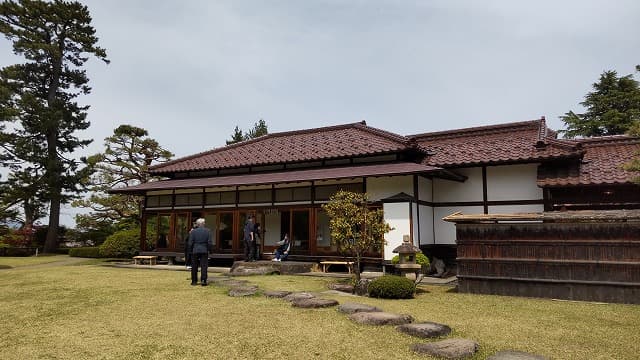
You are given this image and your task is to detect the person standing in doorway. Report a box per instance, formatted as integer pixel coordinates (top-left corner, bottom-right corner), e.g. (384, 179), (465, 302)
(188, 218), (212, 286)
(243, 215), (255, 262)
(253, 222), (262, 261)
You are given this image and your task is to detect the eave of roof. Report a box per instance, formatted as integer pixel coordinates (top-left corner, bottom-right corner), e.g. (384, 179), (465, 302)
(112, 162), (441, 194)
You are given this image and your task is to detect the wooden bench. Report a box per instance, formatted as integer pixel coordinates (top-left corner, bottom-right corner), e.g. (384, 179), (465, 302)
(133, 255), (157, 265)
(319, 261), (354, 273)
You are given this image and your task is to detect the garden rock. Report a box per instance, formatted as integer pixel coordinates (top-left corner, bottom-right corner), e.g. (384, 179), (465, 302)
(486, 350), (549, 360)
(263, 290), (292, 298)
(228, 286), (259, 297)
(397, 322), (452, 338)
(337, 302), (383, 314)
(411, 339), (479, 359)
(348, 311), (413, 325)
(328, 283), (354, 293)
(353, 279), (371, 296)
(291, 298), (339, 308)
(283, 292), (316, 302)
(229, 263), (280, 276)
(430, 257), (446, 277)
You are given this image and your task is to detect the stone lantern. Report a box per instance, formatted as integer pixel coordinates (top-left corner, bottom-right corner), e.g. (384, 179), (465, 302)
(392, 235), (422, 281)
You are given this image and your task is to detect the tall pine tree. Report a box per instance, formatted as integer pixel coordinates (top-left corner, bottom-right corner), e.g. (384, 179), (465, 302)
(0, 0), (108, 252)
(560, 69), (640, 138)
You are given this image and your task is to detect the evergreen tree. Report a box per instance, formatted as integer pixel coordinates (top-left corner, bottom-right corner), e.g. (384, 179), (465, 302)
(72, 125), (173, 227)
(226, 125), (245, 145)
(623, 119), (640, 183)
(560, 69), (640, 138)
(245, 118), (268, 139)
(0, 0), (109, 252)
(226, 119), (269, 145)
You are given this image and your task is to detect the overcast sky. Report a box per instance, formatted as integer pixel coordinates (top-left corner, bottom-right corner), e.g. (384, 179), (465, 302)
(2, 0), (640, 226)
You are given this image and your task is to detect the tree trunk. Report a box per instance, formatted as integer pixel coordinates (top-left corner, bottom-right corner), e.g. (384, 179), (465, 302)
(43, 42), (63, 254)
(44, 194), (60, 253)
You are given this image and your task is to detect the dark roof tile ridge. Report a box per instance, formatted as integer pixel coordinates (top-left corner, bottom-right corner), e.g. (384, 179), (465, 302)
(408, 118), (543, 140)
(149, 121), (393, 171)
(352, 121), (412, 145)
(576, 135), (640, 146)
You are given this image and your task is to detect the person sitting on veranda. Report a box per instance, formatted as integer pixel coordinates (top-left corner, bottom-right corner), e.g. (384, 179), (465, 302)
(272, 233), (290, 262)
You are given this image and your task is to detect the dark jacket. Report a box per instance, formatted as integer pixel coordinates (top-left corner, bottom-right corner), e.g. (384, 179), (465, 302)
(188, 227), (213, 254)
(243, 220), (254, 241)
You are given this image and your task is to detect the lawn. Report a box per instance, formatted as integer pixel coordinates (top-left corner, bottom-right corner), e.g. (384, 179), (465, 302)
(0, 254), (69, 268)
(0, 257), (639, 359)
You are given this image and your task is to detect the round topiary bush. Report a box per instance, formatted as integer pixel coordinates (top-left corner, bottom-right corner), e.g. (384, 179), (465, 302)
(99, 228), (142, 258)
(367, 275), (416, 299)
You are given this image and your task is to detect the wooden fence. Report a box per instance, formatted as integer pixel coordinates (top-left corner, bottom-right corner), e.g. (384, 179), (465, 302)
(445, 210), (640, 304)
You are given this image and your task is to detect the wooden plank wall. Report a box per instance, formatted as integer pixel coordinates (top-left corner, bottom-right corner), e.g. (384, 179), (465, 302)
(455, 222), (640, 304)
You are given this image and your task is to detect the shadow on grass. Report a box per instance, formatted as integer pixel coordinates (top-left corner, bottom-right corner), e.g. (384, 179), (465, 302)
(0, 265), (13, 269)
(415, 287), (431, 295)
(446, 286), (459, 293)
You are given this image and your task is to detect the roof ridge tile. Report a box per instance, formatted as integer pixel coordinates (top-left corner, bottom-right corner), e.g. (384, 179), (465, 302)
(408, 118), (543, 140)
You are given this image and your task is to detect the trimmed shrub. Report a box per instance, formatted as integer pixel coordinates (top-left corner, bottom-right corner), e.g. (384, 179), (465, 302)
(69, 247), (101, 258)
(368, 275), (416, 299)
(99, 228), (142, 258)
(55, 247), (70, 255)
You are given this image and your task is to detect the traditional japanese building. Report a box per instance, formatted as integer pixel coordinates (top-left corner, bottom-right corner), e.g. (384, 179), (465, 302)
(111, 117), (640, 265)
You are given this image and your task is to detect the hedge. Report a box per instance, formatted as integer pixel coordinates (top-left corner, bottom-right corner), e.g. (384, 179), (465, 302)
(69, 247), (101, 258)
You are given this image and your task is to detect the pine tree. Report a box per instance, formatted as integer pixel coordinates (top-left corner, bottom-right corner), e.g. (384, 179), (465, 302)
(0, 0), (109, 252)
(226, 125), (245, 145)
(560, 69), (640, 138)
(73, 125), (173, 227)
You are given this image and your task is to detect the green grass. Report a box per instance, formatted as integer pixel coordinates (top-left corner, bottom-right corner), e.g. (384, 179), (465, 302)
(0, 257), (639, 359)
(0, 255), (68, 268)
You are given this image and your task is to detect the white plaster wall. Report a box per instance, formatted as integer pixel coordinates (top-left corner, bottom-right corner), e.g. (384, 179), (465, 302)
(486, 164), (542, 201)
(418, 176), (432, 202)
(412, 203), (418, 245)
(383, 202), (411, 260)
(433, 168), (483, 202)
(433, 206), (484, 245)
(488, 204), (544, 214)
(418, 205), (434, 246)
(367, 176), (414, 201)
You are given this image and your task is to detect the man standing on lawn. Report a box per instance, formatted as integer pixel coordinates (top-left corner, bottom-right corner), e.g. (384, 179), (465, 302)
(188, 218), (213, 286)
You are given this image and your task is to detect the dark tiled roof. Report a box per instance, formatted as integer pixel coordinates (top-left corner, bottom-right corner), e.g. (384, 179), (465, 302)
(149, 121), (418, 175)
(538, 136), (640, 186)
(113, 162), (440, 194)
(409, 118), (581, 167)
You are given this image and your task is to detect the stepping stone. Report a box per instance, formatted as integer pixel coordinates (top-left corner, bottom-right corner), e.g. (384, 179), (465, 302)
(229, 262), (280, 276)
(396, 322), (452, 338)
(207, 276), (231, 285)
(337, 302), (383, 314)
(348, 311), (413, 325)
(283, 292), (316, 302)
(327, 283), (354, 293)
(411, 339), (479, 359)
(292, 298), (339, 308)
(263, 290), (292, 298)
(228, 286), (259, 297)
(486, 350), (549, 360)
(220, 280), (250, 287)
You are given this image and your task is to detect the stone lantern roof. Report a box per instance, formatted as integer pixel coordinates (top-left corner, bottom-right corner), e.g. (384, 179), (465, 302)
(392, 235), (421, 254)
